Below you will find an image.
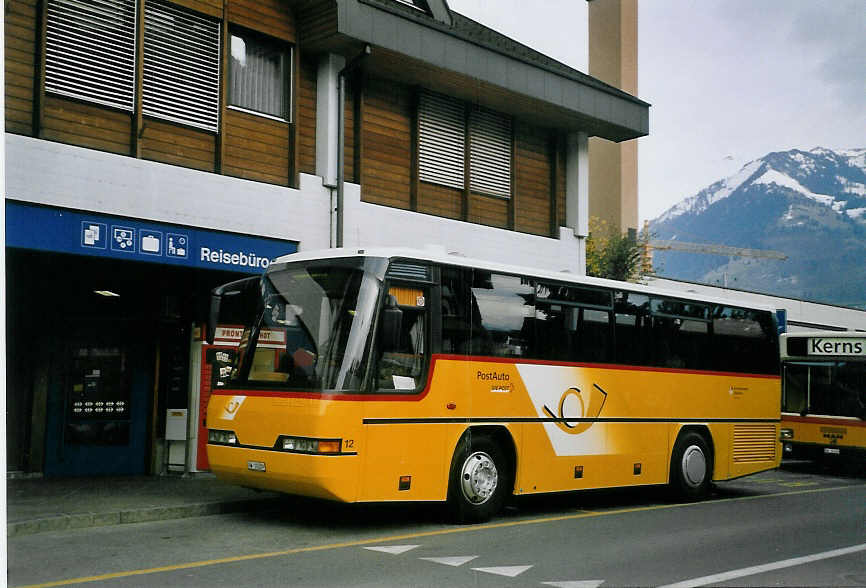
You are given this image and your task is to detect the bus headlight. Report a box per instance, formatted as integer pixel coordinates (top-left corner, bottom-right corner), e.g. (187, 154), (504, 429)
(208, 429), (238, 445)
(780, 428), (794, 440)
(278, 436), (342, 454)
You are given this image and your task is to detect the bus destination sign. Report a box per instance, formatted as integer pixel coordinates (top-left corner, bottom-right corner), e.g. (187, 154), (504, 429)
(807, 337), (865, 357)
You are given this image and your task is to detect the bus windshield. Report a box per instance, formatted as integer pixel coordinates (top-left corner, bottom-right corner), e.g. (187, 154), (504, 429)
(783, 360), (866, 418)
(224, 258), (384, 393)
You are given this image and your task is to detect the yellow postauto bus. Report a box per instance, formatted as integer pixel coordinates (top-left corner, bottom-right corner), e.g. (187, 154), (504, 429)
(206, 248), (781, 522)
(780, 331), (866, 463)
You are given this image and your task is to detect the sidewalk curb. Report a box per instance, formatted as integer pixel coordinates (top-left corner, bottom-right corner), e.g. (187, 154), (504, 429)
(8, 497), (284, 537)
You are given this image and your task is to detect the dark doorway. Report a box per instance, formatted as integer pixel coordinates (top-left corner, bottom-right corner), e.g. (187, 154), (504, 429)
(6, 249), (246, 475)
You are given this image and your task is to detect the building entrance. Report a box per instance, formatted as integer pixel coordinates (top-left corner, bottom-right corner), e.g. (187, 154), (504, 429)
(6, 248), (247, 476)
(44, 329), (153, 476)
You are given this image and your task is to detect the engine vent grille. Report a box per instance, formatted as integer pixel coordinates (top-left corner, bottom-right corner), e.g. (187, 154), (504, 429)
(387, 262), (430, 281)
(733, 424), (777, 463)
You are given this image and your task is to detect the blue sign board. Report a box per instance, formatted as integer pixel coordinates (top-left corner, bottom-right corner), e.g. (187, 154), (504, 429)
(6, 201), (298, 274)
(776, 309), (788, 334)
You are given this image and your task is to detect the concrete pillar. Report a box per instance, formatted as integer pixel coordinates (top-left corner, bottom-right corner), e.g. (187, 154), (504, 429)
(316, 54), (346, 188)
(564, 131), (589, 274)
(566, 131), (589, 238)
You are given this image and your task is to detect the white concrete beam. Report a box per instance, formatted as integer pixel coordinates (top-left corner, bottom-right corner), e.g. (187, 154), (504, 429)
(566, 131), (589, 238)
(315, 53), (346, 187)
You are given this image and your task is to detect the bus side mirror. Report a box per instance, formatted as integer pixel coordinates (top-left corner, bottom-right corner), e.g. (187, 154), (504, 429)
(206, 277), (260, 344)
(207, 290), (223, 344)
(380, 295), (403, 352)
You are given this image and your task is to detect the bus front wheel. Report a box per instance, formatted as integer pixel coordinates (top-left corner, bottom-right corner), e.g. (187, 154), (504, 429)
(669, 431), (713, 500)
(446, 434), (508, 523)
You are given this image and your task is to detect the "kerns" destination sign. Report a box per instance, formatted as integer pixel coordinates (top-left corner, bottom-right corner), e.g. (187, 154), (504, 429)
(807, 337), (865, 356)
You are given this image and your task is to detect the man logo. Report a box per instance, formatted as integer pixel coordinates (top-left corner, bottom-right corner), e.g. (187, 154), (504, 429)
(221, 396), (246, 420)
(543, 384), (608, 434)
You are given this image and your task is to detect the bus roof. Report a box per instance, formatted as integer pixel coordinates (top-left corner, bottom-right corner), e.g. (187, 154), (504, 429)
(781, 330), (866, 340)
(273, 247), (778, 313)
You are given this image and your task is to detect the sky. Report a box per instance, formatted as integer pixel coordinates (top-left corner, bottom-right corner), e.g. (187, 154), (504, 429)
(446, 0), (866, 223)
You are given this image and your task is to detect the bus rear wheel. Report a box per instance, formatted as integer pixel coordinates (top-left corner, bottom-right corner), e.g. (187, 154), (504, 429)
(669, 431), (713, 500)
(446, 434), (508, 523)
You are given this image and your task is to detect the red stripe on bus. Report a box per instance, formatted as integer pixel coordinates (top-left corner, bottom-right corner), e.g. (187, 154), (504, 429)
(782, 415), (866, 428)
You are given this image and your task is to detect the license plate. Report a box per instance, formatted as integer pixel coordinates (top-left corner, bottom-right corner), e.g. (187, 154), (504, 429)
(247, 461), (266, 472)
(824, 448), (841, 455)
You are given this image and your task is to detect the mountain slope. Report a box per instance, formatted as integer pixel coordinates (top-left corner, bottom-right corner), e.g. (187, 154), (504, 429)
(649, 147), (866, 308)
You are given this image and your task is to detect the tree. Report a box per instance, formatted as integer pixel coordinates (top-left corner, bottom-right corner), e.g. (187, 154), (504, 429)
(585, 217), (653, 282)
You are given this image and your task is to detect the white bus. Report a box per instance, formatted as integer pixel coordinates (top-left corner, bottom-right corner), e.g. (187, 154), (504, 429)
(780, 331), (866, 464)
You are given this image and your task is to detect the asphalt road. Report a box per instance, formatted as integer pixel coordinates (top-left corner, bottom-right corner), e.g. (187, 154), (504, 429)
(9, 463), (866, 587)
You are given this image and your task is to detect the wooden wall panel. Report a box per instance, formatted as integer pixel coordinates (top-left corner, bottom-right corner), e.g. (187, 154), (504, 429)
(223, 109), (290, 184)
(140, 119), (216, 172)
(170, 0), (222, 18)
(418, 182), (461, 220)
(42, 96), (131, 155)
(468, 193), (508, 229)
(514, 122), (553, 237)
(5, 0), (37, 135)
(361, 78), (412, 209)
(556, 137), (566, 228)
(228, 0), (295, 42)
(296, 55), (318, 176)
(344, 80), (355, 183)
(296, 1), (338, 46)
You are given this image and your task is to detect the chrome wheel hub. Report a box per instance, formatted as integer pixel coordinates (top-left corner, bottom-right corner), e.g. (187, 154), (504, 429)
(682, 445), (707, 487)
(460, 451), (498, 505)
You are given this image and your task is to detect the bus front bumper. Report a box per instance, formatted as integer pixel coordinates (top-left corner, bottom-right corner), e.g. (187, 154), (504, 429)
(207, 444), (360, 502)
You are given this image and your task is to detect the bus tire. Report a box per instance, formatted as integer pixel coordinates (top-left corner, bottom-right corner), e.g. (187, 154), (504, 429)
(446, 434), (509, 523)
(669, 431), (713, 501)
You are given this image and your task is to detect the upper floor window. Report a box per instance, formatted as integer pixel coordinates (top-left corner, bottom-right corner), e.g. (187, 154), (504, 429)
(45, 0), (221, 131)
(143, 0), (221, 131)
(418, 90), (512, 198)
(229, 30), (292, 121)
(468, 107), (512, 198)
(418, 91), (465, 191)
(45, 0), (137, 111)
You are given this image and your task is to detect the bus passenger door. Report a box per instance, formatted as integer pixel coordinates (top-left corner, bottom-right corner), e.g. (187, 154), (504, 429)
(361, 283), (446, 501)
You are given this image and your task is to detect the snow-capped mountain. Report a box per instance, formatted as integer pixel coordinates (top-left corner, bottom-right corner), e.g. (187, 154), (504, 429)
(649, 147), (866, 308)
(656, 147), (866, 224)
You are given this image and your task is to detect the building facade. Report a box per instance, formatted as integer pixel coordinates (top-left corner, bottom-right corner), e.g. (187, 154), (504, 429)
(5, 0), (649, 475)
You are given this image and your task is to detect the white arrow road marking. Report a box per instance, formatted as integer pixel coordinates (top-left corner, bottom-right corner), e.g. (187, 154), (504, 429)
(542, 581), (605, 588)
(472, 565), (534, 578)
(363, 545), (420, 555)
(419, 556), (479, 567)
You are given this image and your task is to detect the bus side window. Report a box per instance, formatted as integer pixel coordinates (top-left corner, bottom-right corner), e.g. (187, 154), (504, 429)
(375, 286), (427, 391)
(441, 267), (472, 354)
(535, 282), (612, 364)
(579, 308), (611, 363)
(471, 272), (534, 358)
(614, 291), (650, 365)
(534, 300), (573, 361)
(649, 298), (710, 370)
(782, 363), (808, 414)
(712, 306), (776, 374)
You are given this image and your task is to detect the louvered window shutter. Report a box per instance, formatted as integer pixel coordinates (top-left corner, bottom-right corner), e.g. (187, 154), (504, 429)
(45, 0), (137, 111)
(469, 108), (512, 198)
(143, 0), (221, 131)
(418, 91), (465, 191)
